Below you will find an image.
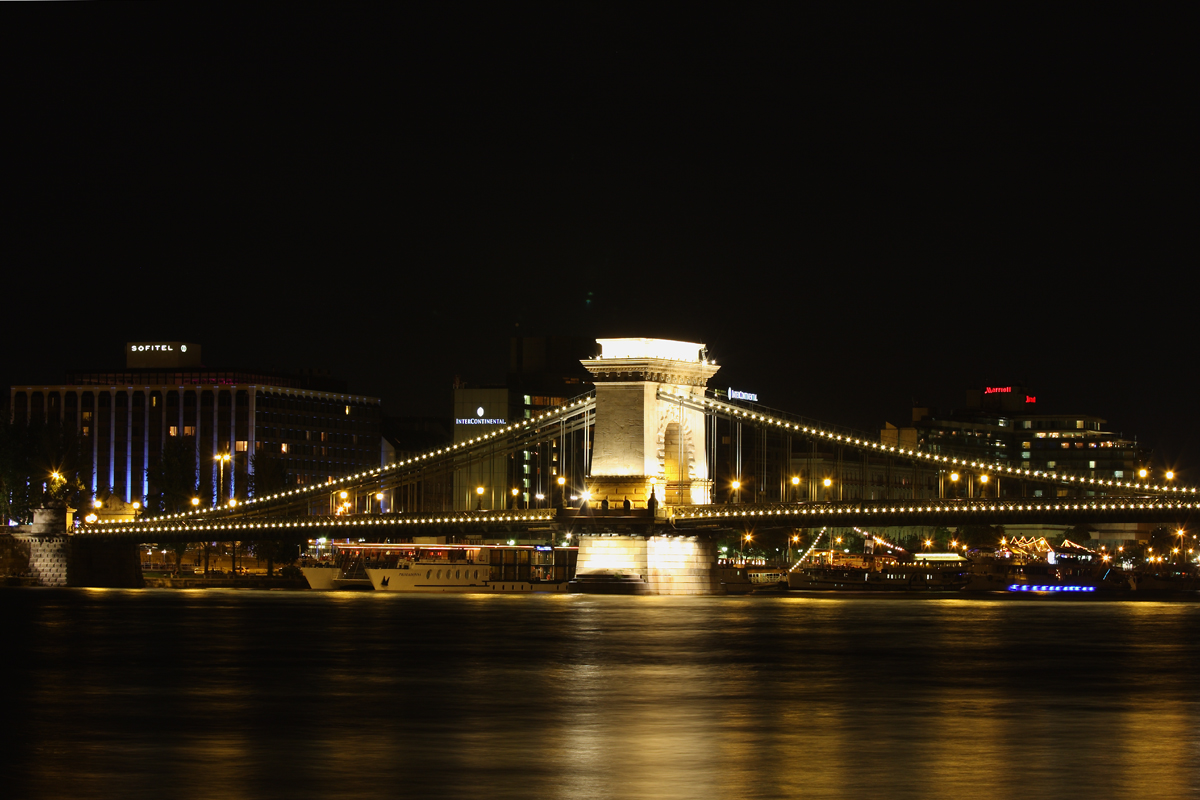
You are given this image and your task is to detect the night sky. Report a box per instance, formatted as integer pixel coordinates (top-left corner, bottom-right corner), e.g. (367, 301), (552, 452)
(4, 12), (1194, 471)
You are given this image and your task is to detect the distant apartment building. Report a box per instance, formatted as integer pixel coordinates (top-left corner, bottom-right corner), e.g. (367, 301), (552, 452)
(881, 384), (1147, 493)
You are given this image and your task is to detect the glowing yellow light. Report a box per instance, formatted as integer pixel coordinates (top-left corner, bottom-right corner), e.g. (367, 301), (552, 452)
(823, 478), (832, 487)
(791, 476), (800, 486)
(950, 473), (959, 482)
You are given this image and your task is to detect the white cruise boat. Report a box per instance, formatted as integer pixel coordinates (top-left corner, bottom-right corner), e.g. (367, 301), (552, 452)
(360, 542), (577, 593)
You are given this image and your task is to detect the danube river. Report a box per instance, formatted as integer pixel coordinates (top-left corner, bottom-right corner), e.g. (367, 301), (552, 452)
(5, 589), (1199, 799)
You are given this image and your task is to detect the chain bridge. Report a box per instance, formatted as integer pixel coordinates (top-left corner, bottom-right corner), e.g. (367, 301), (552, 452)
(64, 338), (1200, 591)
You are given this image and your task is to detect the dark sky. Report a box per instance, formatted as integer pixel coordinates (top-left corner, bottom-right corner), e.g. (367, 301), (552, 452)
(3, 11), (1195, 472)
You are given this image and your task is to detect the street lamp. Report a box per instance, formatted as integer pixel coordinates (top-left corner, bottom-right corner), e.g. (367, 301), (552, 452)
(949, 472), (960, 499)
(511, 487), (519, 509)
(475, 485), (484, 510)
(822, 477), (832, 502)
(215, 453), (231, 506)
(732, 480), (741, 504)
(979, 473), (989, 498)
(791, 475), (800, 502)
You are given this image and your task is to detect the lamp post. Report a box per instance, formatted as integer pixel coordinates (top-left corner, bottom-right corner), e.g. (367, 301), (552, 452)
(475, 485), (484, 510)
(732, 479), (741, 504)
(330, 489), (349, 515)
(949, 472), (960, 499)
(822, 477), (832, 502)
(511, 487), (519, 510)
(979, 473), (989, 499)
(791, 475), (800, 502)
(215, 452), (231, 507)
(557, 475), (566, 510)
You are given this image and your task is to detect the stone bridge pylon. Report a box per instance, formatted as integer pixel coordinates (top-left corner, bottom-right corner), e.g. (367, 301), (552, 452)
(581, 338), (720, 508)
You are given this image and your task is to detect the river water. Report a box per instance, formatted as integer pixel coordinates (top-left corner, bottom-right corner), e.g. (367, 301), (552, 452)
(4, 588), (1199, 799)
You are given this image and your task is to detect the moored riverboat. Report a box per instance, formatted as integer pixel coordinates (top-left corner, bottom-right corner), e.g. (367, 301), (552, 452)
(362, 542), (577, 593)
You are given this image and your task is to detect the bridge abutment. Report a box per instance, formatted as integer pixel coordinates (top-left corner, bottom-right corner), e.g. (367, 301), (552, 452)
(3, 507), (143, 588)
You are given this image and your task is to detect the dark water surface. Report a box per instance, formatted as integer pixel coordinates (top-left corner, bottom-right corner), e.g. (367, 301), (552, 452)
(4, 589), (1199, 800)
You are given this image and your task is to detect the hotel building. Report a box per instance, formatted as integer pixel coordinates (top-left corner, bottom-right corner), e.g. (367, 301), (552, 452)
(9, 342), (382, 507)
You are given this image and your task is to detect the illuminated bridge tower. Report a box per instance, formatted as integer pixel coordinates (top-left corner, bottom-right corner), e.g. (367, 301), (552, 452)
(581, 338), (720, 508)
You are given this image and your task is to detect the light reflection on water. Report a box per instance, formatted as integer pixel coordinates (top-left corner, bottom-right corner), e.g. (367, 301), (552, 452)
(5, 589), (1199, 799)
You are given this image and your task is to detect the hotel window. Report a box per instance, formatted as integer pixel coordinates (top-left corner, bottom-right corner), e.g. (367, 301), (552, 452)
(281, 443), (289, 454)
(235, 441), (248, 452)
(1047, 461), (1056, 468)
(1089, 461), (1096, 469)
(169, 426), (178, 437)
(184, 425), (195, 436)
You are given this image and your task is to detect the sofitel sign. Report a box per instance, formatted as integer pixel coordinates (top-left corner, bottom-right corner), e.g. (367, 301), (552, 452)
(131, 343), (188, 353)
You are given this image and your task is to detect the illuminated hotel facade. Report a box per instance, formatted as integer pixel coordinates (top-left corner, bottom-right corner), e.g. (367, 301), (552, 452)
(9, 342), (382, 507)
